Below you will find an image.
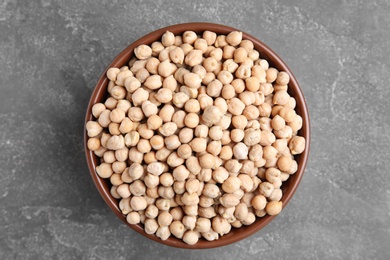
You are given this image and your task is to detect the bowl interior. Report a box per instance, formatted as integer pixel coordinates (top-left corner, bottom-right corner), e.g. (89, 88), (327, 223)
(84, 22), (310, 249)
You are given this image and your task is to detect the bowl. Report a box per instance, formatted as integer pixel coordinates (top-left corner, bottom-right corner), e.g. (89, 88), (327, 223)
(84, 22), (310, 249)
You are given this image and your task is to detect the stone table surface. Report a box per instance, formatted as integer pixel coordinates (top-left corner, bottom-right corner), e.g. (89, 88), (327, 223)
(1, 0), (389, 259)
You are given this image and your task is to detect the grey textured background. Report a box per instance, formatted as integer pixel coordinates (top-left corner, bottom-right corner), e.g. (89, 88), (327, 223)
(1, 0), (389, 259)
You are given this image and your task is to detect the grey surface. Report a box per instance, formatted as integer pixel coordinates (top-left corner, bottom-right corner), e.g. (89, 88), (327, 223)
(1, 0), (389, 259)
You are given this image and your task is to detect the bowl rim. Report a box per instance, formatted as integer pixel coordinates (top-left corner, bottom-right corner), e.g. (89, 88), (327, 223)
(84, 22), (310, 249)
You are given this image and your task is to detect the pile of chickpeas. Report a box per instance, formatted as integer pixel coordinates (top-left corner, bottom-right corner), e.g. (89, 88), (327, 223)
(86, 30), (305, 245)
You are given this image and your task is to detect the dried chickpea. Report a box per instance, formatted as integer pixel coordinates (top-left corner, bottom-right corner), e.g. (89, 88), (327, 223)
(226, 31), (242, 46)
(266, 201), (283, 216)
(87, 137), (100, 151)
(134, 44), (152, 60)
(211, 166), (229, 184)
(161, 31), (175, 47)
(243, 105), (260, 120)
(144, 218), (159, 234)
(125, 211), (140, 225)
(288, 115), (302, 133)
(185, 49), (203, 67)
(199, 153), (216, 169)
(273, 90), (290, 106)
(212, 216), (231, 236)
(289, 136), (306, 155)
(201, 105), (223, 126)
(165, 135), (181, 150)
(259, 182), (275, 197)
(184, 113), (199, 128)
(222, 176), (242, 193)
(227, 98), (245, 116)
(183, 230), (199, 245)
(207, 141), (222, 156)
(170, 220), (186, 239)
(235, 65), (251, 79)
(158, 105), (174, 123)
(233, 142), (248, 160)
(106, 67), (120, 81)
(233, 47), (248, 63)
(242, 212), (256, 225)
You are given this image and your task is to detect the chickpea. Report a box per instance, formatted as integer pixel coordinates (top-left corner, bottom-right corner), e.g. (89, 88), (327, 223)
(276, 71), (290, 85)
(183, 230), (199, 245)
(226, 31), (242, 46)
(156, 226), (171, 241)
(212, 216), (231, 236)
(199, 205), (217, 219)
(222, 176), (242, 193)
(175, 144), (191, 160)
(242, 212), (256, 225)
(274, 125), (293, 139)
(219, 193), (240, 208)
(176, 128), (192, 144)
(185, 49), (203, 67)
(224, 159), (242, 174)
(144, 218), (159, 235)
(243, 129), (261, 146)
(171, 165), (189, 182)
(156, 211), (173, 227)
(134, 44), (152, 60)
(266, 201), (283, 216)
(269, 188), (283, 202)
(289, 136), (306, 155)
(115, 70), (133, 86)
(87, 137), (101, 151)
(173, 181), (186, 195)
(155, 198), (170, 211)
(199, 153), (216, 169)
(183, 204), (198, 216)
(265, 67), (278, 83)
(106, 67), (120, 81)
(236, 174), (253, 193)
(259, 182), (275, 197)
(170, 220), (186, 239)
(181, 190), (200, 207)
(247, 144), (262, 162)
(216, 115), (231, 131)
(220, 85), (235, 100)
(198, 93), (214, 110)
(182, 72), (202, 89)
(235, 65), (251, 79)
(202, 229), (219, 241)
(260, 130), (276, 146)
(206, 79), (223, 97)
(167, 152), (185, 168)
(289, 115), (303, 133)
(227, 98), (245, 116)
(86, 121), (103, 138)
(170, 207), (184, 221)
(232, 47), (247, 64)
(163, 135), (180, 150)
(183, 179), (199, 195)
(233, 142), (248, 160)
(184, 113), (199, 129)
(240, 106), (258, 123)
(161, 31), (175, 47)
(126, 211), (141, 225)
(130, 196), (147, 211)
(273, 90), (290, 106)
(159, 122), (178, 137)
(272, 139), (290, 156)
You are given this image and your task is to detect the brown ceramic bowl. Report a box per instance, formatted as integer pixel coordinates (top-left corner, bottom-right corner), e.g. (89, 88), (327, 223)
(84, 22), (310, 249)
